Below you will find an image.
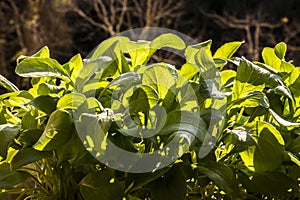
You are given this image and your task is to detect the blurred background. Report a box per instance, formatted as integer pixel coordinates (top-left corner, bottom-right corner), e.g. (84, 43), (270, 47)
(1, 0), (300, 89)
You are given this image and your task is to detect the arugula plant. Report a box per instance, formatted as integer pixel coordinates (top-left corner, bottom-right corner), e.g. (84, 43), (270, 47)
(0, 34), (299, 199)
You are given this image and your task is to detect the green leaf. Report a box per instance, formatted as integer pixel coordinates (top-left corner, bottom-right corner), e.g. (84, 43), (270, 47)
(149, 165), (187, 200)
(274, 42), (287, 60)
(121, 41), (150, 68)
(90, 36), (129, 60)
(17, 129), (43, 146)
(0, 163), (30, 188)
(125, 167), (170, 194)
(28, 95), (58, 114)
(108, 72), (141, 87)
(198, 161), (239, 196)
(232, 58), (282, 100)
(0, 124), (21, 161)
(272, 85), (294, 101)
(142, 64), (175, 99)
(151, 33), (186, 50)
(185, 40), (212, 64)
(221, 70), (236, 86)
(285, 151), (300, 166)
(16, 46), (50, 64)
(64, 54), (83, 84)
(33, 109), (73, 151)
(287, 136), (300, 157)
(269, 109), (300, 127)
(280, 60), (294, 73)
(129, 85), (158, 114)
(150, 33), (186, 56)
(230, 91), (270, 109)
(262, 47), (281, 71)
(160, 110), (207, 142)
(11, 148), (46, 169)
(56, 93), (86, 110)
(74, 56), (113, 93)
(214, 41), (244, 68)
(239, 171), (299, 197)
(0, 75), (19, 92)
(37, 83), (65, 95)
(79, 171), (122, 200)
(195, 47), (217, 79)
(240, 121), (285, 172)
(179, 63), (200, 81)
(21, 110), (39, 130)
(15, 57), (70, 80)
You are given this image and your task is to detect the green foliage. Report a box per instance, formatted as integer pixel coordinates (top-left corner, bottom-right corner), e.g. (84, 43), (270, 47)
(0, 34), (299, 199)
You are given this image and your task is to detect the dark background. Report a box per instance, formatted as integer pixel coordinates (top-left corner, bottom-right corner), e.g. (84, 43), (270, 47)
(1, 0), (300, 89)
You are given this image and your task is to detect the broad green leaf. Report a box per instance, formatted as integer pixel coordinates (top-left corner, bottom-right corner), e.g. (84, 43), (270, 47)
(185, 40), (212, 64)
(286, 67), (299, 86)
(280, 60), (294, 73)
(160, 110), (207, 142)
(195, 48), (217, 79)
(179, 63), (200, 81)
(232, 58), (282, 100)
(269, 109), (300, 127)
(79, 171), (122, 200)
(151, 33), (186, 50)
(232, 81), (265, 101)
(0, 124), (21, 161)
(21, 110), (39, 130)
(198, 161), (239, 196)
(149, 33), (186, 59)
(57, 93), (86, 110)
(274, 42), (287, 60)
(32, 46), (50, 57)
(0, 75), (19, 92)
(11, 148), (46, 169)
(37, 82), (65, 95)
(239, 171), (299, 198)
(142, 64), (175, 99)
(74, 56), (113, 93)
(108, 72), (141, 87)
(121, 41), (150, 68)
(16, 57), (70, 80)
(214, 41), (243, 60)
(254, 61), (278, 74)
(0, 163), (30, 188)
(34, 109), (73, 151)
(28, 95), (58, 114)
(63, 54), (83, 84)
(230, 91), (270, 109)
(16, 46), (50, 64)
(262, 47), (281, 71)
(90, 36), (129, 60)
(272, 85), (294, 100)
(17, 129), (43, 146)
(149, 165), (187, 200)
(221, 70), (236, 86)
(240, 121), (285, 172)
(125, 167), (170, 194)
(129, 85), (158, 114)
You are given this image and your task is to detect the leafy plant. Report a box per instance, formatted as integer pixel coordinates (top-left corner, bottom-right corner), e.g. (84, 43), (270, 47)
(0, 34), (299, 200)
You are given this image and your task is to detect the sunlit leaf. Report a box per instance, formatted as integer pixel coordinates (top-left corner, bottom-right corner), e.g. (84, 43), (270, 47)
(34, 109), (73, 151)
(0, 124), (21, 161)
(0, 75), (19, 92)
